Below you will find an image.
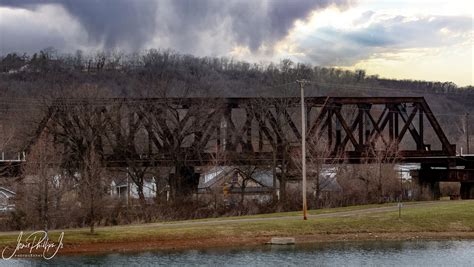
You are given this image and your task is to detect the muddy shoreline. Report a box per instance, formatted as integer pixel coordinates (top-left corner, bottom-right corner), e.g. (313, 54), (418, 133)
(51, 231), (474, 256)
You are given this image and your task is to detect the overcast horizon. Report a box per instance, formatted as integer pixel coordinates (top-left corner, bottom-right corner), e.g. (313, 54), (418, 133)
(0, 0), (472, 86)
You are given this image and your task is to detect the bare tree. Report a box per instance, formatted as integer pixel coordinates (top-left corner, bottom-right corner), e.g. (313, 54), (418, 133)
(291, 135), (341, 208)
(102, 100), (152, 209)
(16, 130), (75, 231)
(80, 146), (107, 234)
(44, 85), (111, 233)
(232, 166), (260, 210)
(156, 98), (218, 202)
(247, 98), (297, 210)
(350, 140), (402, 204)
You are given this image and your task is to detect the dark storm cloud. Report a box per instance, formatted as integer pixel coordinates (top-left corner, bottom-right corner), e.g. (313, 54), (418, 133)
(0, 0), (351, 52)
(0, 0), (158, 50)
(224, 0), (352, 50)
(155, 0), (352, 53)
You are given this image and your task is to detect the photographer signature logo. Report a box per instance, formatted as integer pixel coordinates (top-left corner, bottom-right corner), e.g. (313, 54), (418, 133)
(2, 231), (64, 260)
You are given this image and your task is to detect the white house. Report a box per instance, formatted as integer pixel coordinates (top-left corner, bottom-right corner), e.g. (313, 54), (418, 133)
(110, 176), (157, 199)
(197, 166), (275, 204)
(0, 187), (15, 212)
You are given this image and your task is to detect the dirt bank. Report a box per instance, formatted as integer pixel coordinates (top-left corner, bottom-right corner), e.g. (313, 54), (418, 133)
(53, 231), (474, 255)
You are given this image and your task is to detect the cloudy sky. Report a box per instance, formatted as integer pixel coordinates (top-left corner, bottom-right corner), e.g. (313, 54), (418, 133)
(0, 0), (472, 85)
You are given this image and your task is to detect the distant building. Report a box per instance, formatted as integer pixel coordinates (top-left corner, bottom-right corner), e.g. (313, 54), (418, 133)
(110, 176), (157, 200)
(0, 187), (15, 212)
(198, 166), (274, 203)
(287, 166), (343, 198)
(394, 163), (420, 198)
(394, 163), (420, 180)
(198, 166), (347, 203)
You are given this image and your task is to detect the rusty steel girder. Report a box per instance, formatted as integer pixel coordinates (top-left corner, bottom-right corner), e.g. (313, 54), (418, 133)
(30, 96), (455, 167)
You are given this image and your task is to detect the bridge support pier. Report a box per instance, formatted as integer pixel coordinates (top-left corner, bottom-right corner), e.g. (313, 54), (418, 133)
(460, 183), (474, 199)
(169, 166), (200, 201)
(416, 167), (440, 200)
(417, 180), (441, 200)
(430, 182), (441, 200)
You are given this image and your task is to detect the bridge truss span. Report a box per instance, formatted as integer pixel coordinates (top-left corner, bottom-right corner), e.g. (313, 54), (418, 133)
(32, 96), (455, 167)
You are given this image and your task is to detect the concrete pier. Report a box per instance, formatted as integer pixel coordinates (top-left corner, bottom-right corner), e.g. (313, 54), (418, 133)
(268, 237), (296, 245)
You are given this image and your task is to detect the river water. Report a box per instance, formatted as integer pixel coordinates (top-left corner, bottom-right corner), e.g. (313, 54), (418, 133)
(3, 240), (474, 266)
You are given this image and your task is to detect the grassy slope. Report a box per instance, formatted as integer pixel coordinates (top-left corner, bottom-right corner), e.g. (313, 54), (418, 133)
(165, 202), (396, 222)
(0, 201), (473, 247)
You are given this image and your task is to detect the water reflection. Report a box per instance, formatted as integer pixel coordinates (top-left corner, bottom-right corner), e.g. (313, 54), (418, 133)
(3, 240), (474, 266)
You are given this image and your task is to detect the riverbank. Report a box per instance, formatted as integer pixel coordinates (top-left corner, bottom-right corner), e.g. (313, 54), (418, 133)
(1, 200), (473, 255)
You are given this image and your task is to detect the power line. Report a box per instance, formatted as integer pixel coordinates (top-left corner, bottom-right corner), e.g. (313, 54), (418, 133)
(306, 81), (474, 97)
(0, 101), (470, 119)
(0, 80), (472, 119)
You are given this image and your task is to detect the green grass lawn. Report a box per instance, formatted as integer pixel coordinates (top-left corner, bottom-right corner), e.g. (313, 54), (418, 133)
(0, 200), (472, 247)
(162, 201), (429, 223)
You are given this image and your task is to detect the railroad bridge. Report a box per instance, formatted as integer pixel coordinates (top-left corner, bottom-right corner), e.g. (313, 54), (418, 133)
(2, 96), (474, 198)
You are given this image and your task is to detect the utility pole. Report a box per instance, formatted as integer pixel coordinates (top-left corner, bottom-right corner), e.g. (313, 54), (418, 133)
(399, 167), (403, 219)
(297, 80), (308, 220)
(466, 113), (470, 154)
(126, 167), (130, 207)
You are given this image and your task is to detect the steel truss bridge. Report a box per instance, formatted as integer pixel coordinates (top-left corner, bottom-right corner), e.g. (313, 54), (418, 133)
(2, 97), (474, 198)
